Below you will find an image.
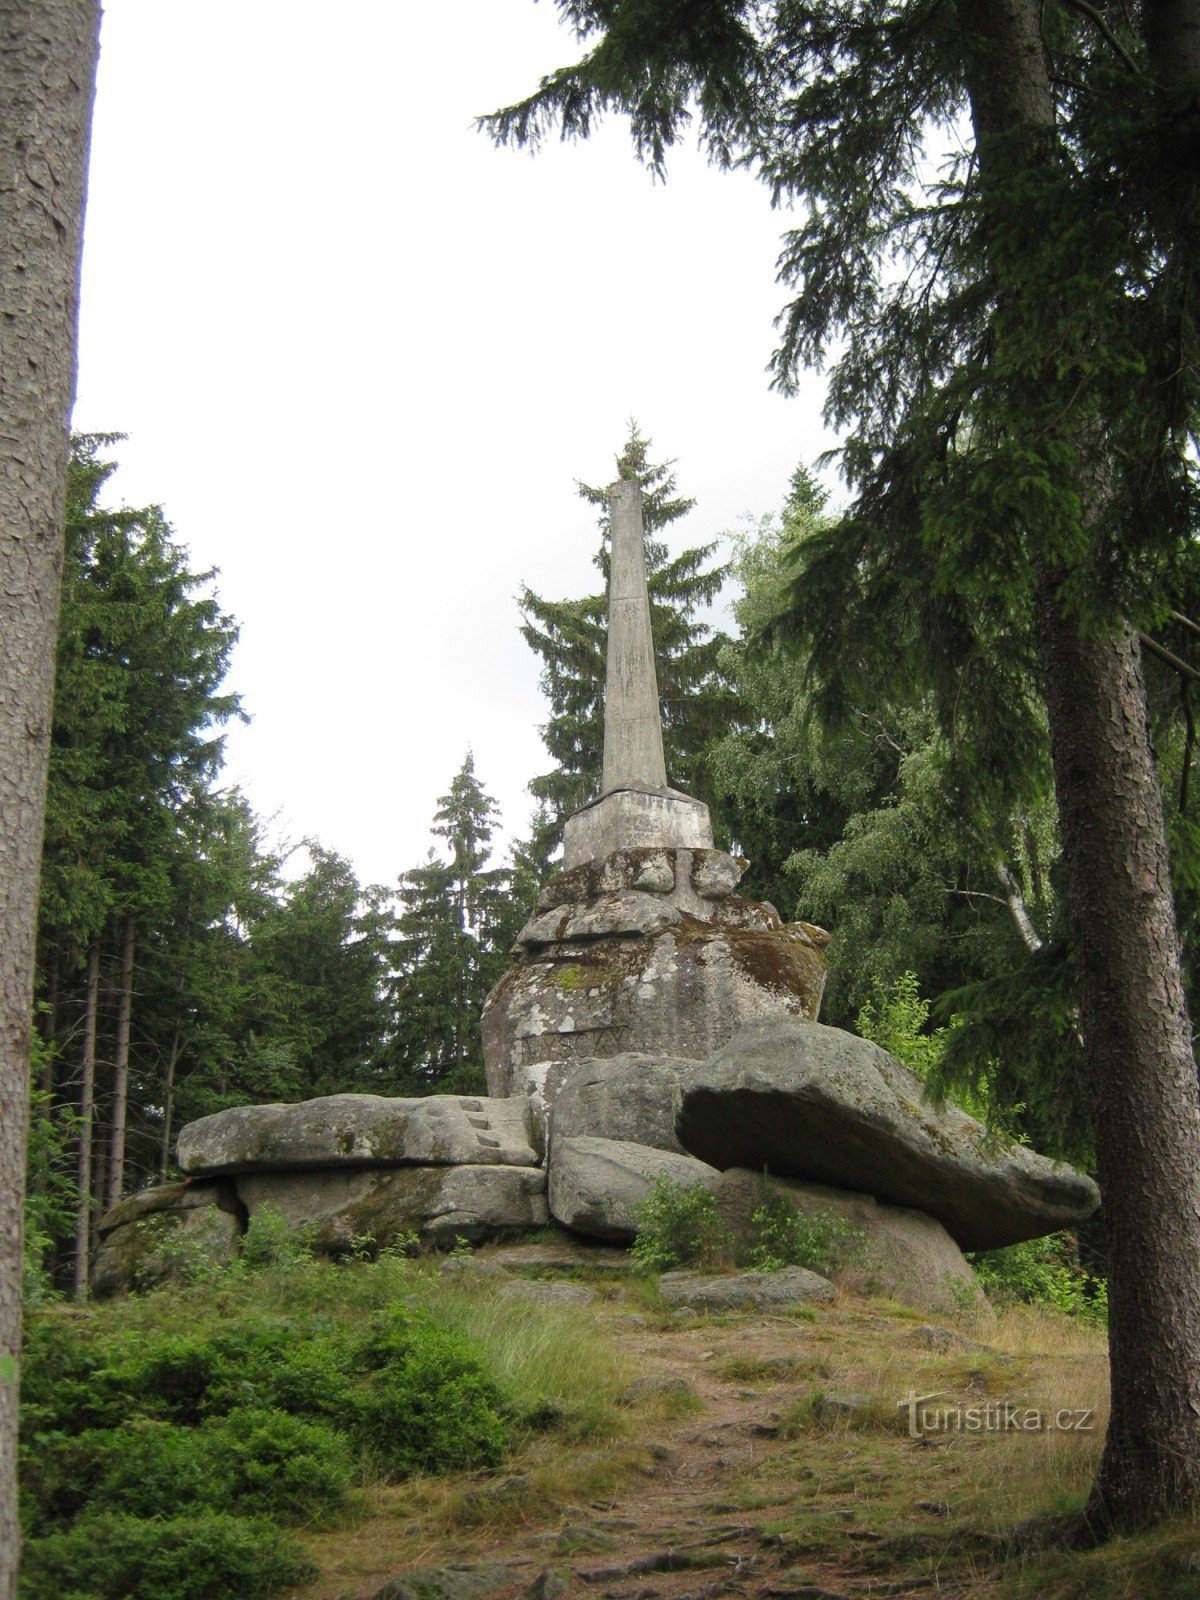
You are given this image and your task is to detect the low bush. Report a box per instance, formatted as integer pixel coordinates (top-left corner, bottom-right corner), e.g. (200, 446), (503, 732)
(630, 1176), (731, 1272)
(744, 1195), (866, 1276)
(91, 1409), (353, 1525)
(22, 1510), (315, 1600)
(238, 1202), (315, 1270)
(969, 1233), (1108, 1325)
(20, 1290), (512, 1599)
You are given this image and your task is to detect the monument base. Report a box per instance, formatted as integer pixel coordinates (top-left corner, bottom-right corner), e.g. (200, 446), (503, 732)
(562, 784), (713, 871)
(481, 845), (830, 1101)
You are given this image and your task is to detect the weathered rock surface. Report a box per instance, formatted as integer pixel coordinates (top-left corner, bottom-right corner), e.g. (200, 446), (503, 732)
(178, 1093), (538, 1176)
(517, 891), (682, 947)
(484, 911), (828, 1101)
(369, 1565), (520, 1600)
(236, 1164), (548, 1252)
(499, 1280), (597, 1307)
(549, 1053), (687, 1154)
(657, 1265), (836, 1312)
(487, 1239), (632, 1274)
(677, 1021), (1100, 1251)
(91, 1180), (242, 1298)
(548, 1135), (721, 1243)
(713, 1168), (982, 1314)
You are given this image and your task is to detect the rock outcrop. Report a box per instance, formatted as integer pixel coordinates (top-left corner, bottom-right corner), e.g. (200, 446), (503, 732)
(711, 1168), (981, 1314)
(676, 1021), (1099, 1250)
(91, 1179), (242, 1298)
(178, 1093), (539, 1175)
(548, 1135), (721, 1243)
(657, 1265), (837, 1312)
(482, 846), (829, 1101)
(237, 1164), (548, 1253)
(548, 1051), (687, 1155)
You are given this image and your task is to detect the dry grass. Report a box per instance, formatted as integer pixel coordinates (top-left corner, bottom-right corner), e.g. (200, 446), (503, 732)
(239, 1261), (1200, 1600)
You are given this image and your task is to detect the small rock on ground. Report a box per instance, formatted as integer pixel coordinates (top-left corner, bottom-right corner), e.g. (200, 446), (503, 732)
(618, 1374), (698, 1406)
(500, 1280), (597, 1306)
(370, 1564), (519, 1600)
(658, 1266), (835, 1312)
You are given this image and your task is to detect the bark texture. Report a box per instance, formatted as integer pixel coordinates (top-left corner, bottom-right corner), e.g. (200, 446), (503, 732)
(0, 5), (99, 1595)
(106, 916), (137, 1209)
(1037, 590), (1200, 1523)
(71, 939), (99, 1299)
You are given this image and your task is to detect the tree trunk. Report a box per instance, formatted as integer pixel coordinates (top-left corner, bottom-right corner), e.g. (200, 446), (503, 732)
(0, 9), (99, 1586)
(1036, 585), (1200, 1524)
(160, 1022), (182, 1181)
(106, 915), (136, 1209)
(957, 0), (1200, 1527)
(71, 941), (99, 1301)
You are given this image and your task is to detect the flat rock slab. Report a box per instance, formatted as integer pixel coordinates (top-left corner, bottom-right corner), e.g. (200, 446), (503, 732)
(549, 1136), (721, 1243)
(657, 1265), (836, 1312)
(237, 1164), (548, 1253)
(676, 1021), (1100, 1251)
(178, 1093), (538, 1175)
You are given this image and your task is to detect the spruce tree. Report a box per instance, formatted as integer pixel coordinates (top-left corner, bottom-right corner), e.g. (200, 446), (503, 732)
(390, 755), (511, 1092)
(486, 0), (1200, 1530)
(520, 424), (739, 854)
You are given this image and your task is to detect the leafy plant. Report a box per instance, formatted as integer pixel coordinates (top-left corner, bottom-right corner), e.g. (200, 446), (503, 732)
(969, 1233), (1108, 1325)
(135, 1216), (227, 1289)
(630, 1175), (731, 1272)
(238, 1203), (314, 1270)
(857, 971), (1000, 1124)
(745, 1195), (865, 1276)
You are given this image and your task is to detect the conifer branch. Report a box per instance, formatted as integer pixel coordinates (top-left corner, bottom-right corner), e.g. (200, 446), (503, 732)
(1060, 0), (1143, 76)
(1138, 631), (1200, 683)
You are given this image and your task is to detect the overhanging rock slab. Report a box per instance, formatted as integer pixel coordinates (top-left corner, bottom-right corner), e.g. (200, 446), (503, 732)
(676, 1021), (1100, 1251)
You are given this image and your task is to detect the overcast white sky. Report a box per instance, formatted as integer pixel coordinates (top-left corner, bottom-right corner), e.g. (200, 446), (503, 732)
(72, 1), (835, 889)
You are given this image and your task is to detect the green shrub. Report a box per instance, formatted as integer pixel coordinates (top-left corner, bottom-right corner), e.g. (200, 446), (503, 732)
(239, 1203), (314, 1270)
(348, 1310), (510, 1474)
(21, 1511), (314, 1600)
(19, 1277), (519, 1600)
(969, 1233), (1108, 1324)
(630, 1175), (731, 1272)
(855, 971), (947, 1081)
(135, 1216), (227, 1288)
(745, 1195), (865, 1276)
(95, 1410), (352, 1525)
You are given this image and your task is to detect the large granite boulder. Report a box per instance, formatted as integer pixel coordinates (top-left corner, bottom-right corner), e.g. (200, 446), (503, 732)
(548, 1054), (687, 1155)
(548, 1135), (721, 1243)
(91, 1180), (242, 1298)
(483, 848), (828, 1101)
(712, 1169), (981, 1314)
(178, 1093), (538, 1176)
(676, 1022), (1100, 1251)
(236, 1164), (548, 1253)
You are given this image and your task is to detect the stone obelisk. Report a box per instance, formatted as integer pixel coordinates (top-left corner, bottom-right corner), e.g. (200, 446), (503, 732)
(561, 478), (714, 869)
(482, 472), (829, 1099)
(601, 476), (668, 791)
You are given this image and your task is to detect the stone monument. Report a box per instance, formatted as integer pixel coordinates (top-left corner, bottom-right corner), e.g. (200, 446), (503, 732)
(482, 477), (830, 1102)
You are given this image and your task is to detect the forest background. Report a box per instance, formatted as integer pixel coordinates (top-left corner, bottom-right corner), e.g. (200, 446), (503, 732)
(32, 413), (1200, 1299)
